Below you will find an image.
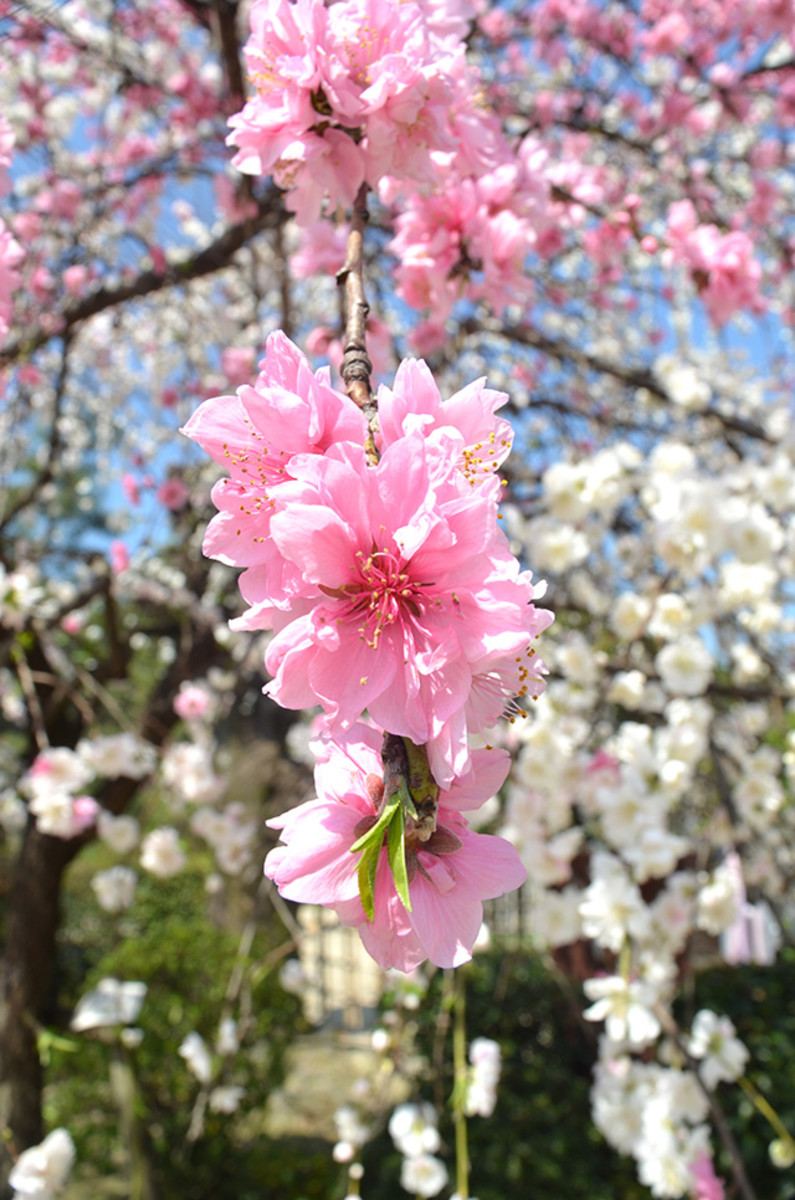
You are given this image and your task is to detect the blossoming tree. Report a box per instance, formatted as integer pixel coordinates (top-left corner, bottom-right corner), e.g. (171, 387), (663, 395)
(3, 0), (795, 1197)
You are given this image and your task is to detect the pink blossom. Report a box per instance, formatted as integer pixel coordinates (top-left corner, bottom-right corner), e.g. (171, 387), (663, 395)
(43, 181), (82, 220)
(665, 203), (764, 325)
(181, 329), (366, 620)
(62, 264), (90, 297)
(416, 0), (479, 46)
(698, 230), (764, 325)
(185, 339), (550, 783)
(376, 356), (514, 489)
(110, 541), (130, 574)
(290, 221), (348, 280)
(121, 473), (141, 506)
(641, 12), (691, 55)
(0, 114), (13, 198)
(156, 477), (189, 511)
(690, 1153), (725, 1200)
(227, 0), (501, 215)
(221, 346), (257, 387)
(274, 130), (365, 226)
(174, 684), (211, 721)
(265, 723), (524, 970)
(227, 0), (332, 177)
(258, 435), (549, 785)
(72, 795), (100, 835)
(409, 321), (448, 356)
(0, 221), (23, 340)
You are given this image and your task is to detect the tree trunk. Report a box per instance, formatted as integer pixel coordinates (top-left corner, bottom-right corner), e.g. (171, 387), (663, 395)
(0, 826), (77, 1195)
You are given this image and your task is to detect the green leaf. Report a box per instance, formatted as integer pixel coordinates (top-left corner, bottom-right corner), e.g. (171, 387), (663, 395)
(352, 795), (402, 921)
(387, 802), (412, 913)
(349, 793), (399, 854)
(357, 839), (381, 922)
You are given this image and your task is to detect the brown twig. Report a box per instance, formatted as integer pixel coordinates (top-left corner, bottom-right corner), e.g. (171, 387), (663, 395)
(336, 182), (379, 463)
(10, 645), (49, 753)
(0, 191), (284, 370)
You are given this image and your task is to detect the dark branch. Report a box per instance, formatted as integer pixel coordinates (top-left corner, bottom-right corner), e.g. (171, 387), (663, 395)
(0, 189), (285, 369)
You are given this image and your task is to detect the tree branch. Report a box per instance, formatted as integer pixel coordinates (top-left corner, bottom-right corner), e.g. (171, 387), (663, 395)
(0, 190), (285, 369)
(336, 182), (379, 462)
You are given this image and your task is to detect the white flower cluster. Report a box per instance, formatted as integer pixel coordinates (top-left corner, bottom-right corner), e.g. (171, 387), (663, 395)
(592, 1056), (712, 1199)
(190, 802), (258, 875)
(389, 1103), (448, 1198)
(14, 735), (155, 842)
(464, 1037), (501, 1118)
(495, 561), (785, 1198)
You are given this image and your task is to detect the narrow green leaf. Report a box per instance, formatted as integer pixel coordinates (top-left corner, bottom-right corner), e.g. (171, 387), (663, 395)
(387, 803), (412, 913)
(357, 840), (380, 922)
(350, 794), (399, 854)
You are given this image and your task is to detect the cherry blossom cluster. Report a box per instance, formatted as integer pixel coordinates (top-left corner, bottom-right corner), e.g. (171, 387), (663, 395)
(228, 0), (500, 223)
(0, 111), (22, 341)
(184, 330), (551, 968)
(665, 201), (764, 326)
(17, 738), (154, 841)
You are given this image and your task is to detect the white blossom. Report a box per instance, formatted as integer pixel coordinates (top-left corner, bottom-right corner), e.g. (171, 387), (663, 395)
(687, 1010), (749, 1089)
(140, 827), (186, 878)
(91, 865), (137, 913)
(400, 1153), (448, 1198)
(9, 1128), (75, 1198)
(179, 1031), (213, 1084)
(389, 1103), (440, 1158)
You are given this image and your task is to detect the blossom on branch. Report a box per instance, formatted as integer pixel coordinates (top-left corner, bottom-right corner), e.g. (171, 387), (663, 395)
(228, 0), (503, 220)
(184, 333), (550, 785)
(264, 723), (525, 970)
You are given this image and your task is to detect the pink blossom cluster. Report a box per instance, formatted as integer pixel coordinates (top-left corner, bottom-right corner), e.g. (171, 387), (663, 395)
(184, 331), (551, 968)
(184, 330), (550, 786)
(665, 200), (764, 326)
(387, 144), (561, 332)
(0, 112), (22, 341)
(227, 0), (503, 222)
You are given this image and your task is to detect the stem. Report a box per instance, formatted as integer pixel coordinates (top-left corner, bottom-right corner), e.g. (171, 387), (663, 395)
(336, 182), (379, 463)
(452, 968), (470, 1200)
(738, 1075), (795, 1146)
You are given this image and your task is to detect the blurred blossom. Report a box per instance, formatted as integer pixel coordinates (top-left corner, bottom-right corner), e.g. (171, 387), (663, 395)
(109, 540), (130, 574)
(79, 733), (156, 780)
(216, 1017), (239, 1055)
(71, 979), (146, 1032)
(173, 682), (212, 721)
(400, 1153), (449, 1198)
(389, 1103), (440, 1158)
(208, 1085), (245, 1113)
(96, 811), (140, 855)
(91, 866), (137, 913)
(465, 1037), (501, 1117)
(139, 827), (186, 878)
(278, 958), (307, 995)
(156, 477), (189, 511)
(9, 1128), (75, 1198)
(179, 1031), (213, 1084)
(687, 1011), (749, 1089)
